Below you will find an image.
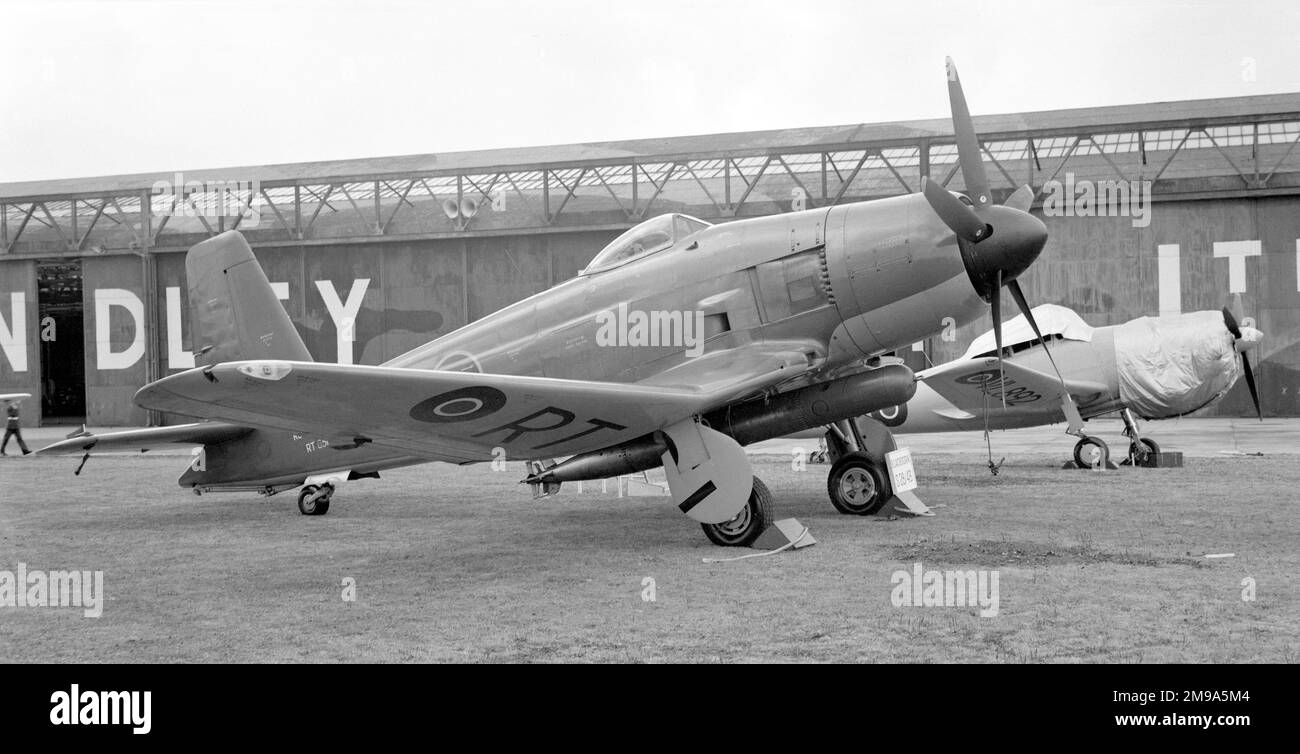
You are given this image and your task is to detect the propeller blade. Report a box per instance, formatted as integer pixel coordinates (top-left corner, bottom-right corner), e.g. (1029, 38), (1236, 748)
(922, 177), (989, 243)
(1008, 279), (1086, 433)
(1003, 185), (1035, 213)
(1222, 306), (1242, 339)
(1007, 280), (1045, 347)
(945, 57), (991, 209)
(992, 270), (1005, 410)
(1242, 353), (1262, 421)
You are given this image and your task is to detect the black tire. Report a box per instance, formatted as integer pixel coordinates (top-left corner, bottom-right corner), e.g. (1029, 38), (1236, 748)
(1129, 437), (1160, 465)
(1072, 436), (1109, 468)
(701, 477), (774, 547)
(298, 484), (331, 516)
(827, 451), (892, 515)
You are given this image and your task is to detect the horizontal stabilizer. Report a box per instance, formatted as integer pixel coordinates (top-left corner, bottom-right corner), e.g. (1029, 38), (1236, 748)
(37, 422), (251, 455)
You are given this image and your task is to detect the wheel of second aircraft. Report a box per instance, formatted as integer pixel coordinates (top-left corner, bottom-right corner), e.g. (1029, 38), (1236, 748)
(298, 484), (331, 516)
(1129, 437), (1160, 465)
(701, 477), (774, 547)
(827, 451), (892, 515)
(1072, 436), (1110, 469)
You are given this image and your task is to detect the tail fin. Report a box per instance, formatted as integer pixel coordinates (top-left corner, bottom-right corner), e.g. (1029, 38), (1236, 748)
(187, 231), (313, 366)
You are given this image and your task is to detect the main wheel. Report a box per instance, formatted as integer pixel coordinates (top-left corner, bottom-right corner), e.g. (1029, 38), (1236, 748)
(298, 484), (332, 516)
(1072, 436), (1109, 468)
(827, 452), (892, 515)
(701, 477), (774, 547)
(1129, 437), (1160, 465)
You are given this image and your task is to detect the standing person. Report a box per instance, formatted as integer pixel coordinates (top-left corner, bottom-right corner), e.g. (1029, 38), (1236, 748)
(2, 399), (31, 455)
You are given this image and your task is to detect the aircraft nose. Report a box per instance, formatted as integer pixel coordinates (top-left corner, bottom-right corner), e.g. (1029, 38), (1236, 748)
(958, 204), (1049, 301)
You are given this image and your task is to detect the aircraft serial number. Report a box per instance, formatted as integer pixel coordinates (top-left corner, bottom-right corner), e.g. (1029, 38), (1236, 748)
(954, 370), (1042, 405)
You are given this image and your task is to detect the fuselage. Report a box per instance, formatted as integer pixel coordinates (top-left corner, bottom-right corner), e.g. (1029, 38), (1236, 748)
(182, 197), (1000, 489)
(384, 197), (989, 381)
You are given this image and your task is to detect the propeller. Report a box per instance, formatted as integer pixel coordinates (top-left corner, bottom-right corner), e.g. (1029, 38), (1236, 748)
(1003, 185), (1035, 213)
(1222, 305), (1263, 421)
(946, 58), (991, 209)
(922, 177), (989, 242)
(991, 269), (1004, 409)
(923, 58), (1082, 426)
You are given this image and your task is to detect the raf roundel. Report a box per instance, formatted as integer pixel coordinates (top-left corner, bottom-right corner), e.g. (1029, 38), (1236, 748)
(872, 403), (908, 427)
(410, 386), (508, 423)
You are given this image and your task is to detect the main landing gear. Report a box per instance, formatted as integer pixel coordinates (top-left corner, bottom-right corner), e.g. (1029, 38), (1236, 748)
(1119, 408), (1160, 466)
(822, 417), (895, 515)
(701, 477), (775, 547)
(1072, 435), (1110, 468)
(297, 483), (333, 515)
(827, 453), (891, 515)
(1068, 410), (1160, 469)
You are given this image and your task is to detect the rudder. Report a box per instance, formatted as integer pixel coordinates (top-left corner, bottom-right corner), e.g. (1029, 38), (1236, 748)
(187, 231), (313, 365)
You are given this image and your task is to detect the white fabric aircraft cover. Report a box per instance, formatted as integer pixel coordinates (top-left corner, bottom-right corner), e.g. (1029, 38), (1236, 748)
(1112, 311), (1238, 419)
(962, 304), (1095, 359)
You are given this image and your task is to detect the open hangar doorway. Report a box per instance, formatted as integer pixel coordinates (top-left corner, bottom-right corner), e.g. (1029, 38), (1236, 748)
(36, 259), (85, 425)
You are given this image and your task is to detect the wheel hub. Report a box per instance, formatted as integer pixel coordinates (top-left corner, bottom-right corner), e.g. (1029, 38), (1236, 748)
(715, 503), (752, 536)
(839, 468), (876, 503)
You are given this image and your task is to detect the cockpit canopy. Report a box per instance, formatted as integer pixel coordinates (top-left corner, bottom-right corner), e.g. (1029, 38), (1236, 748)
(581, 213), (712, 275)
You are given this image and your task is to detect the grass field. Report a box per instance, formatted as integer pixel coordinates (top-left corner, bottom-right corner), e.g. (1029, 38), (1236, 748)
(1, 449), (1296, 663)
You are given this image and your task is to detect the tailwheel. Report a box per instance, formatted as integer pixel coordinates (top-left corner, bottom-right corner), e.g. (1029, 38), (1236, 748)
(297, 483), (333, 516)
(827, 451), (892, 515)
(1072, 436), (1109, 469)
(701, 477), (774, 547)
(1128, 437), (1160, 465)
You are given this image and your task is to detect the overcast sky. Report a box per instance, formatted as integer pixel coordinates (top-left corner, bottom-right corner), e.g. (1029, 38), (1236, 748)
(2, 0), (1298, 183)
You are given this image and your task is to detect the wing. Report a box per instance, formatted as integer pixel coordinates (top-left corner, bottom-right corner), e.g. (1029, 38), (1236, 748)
(37, 422), (251, 455)
(135, 360), (764, 462)
(918, 357), (1109, 412)
(635, 341), (818, 397)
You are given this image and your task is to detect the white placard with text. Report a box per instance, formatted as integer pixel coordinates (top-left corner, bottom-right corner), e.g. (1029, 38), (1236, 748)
(886, 448), (918, 493)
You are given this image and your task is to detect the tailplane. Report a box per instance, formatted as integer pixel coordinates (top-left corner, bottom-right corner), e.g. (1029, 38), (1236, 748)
(187, 231), (312, 365)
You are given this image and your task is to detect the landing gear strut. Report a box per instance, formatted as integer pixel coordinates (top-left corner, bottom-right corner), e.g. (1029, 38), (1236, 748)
(701, 477), (774, 547)
(297, 483), (333, 516)
(1127, 436), (1160, 465)
(1119, 408), (1160, 465)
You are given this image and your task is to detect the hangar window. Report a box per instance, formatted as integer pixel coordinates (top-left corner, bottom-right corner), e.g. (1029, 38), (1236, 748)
(581, 213), (711, 275)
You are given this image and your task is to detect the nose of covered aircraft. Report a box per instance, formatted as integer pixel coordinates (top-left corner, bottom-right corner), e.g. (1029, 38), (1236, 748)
(957, 204), (1049, 302)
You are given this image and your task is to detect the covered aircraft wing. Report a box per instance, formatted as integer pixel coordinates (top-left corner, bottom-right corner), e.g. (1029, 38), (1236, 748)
(135, 360), (766, 462)
(37, 422), (252, 455)
(918, 357), (1109, 412)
